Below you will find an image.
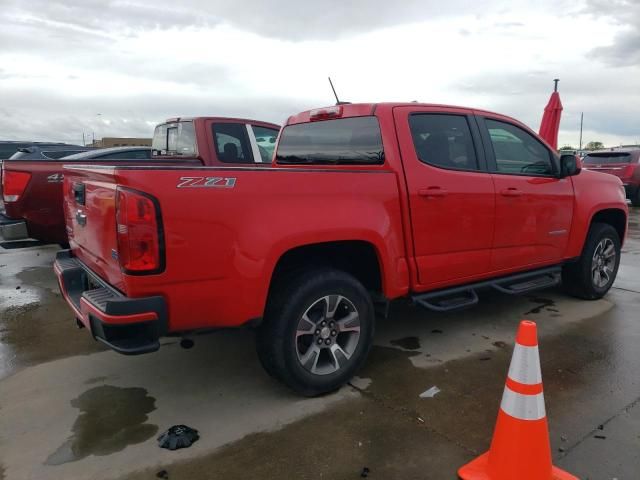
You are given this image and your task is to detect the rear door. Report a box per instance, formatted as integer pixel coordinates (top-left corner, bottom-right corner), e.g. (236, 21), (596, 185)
(393, 106), (495, 288)
(476, 115), (574, 271)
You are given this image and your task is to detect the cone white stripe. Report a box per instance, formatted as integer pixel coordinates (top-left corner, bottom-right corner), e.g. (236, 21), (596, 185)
(507, 344), (542, 385)
(500, 385), (546, 420)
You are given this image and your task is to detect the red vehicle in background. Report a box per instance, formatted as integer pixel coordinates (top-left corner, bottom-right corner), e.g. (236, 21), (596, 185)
(55, 103), (627, 395)
(0, 117), (279, 244)
(582, 148), (640, 206)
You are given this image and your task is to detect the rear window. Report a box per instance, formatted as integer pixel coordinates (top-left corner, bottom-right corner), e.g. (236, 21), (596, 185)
(152, 121), (197, 156)
(276, 116), (384, 165)
(583, 152), (633, 164)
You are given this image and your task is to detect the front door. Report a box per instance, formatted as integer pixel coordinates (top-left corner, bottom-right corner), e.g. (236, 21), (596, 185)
(393, 106), (495, 288)
(477, 115), (574, 272)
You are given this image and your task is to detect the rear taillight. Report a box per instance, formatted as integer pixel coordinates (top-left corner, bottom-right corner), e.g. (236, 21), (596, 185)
(623, 164), (635, 179)
(2, 170), (31, 202)
(115, 187), (163, 274)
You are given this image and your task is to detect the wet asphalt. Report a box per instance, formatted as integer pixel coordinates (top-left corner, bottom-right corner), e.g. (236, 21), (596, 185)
(0, 210), (638, 479)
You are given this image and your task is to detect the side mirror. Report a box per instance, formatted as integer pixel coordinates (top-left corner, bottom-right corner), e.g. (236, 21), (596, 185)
(559, 154), (581, 177)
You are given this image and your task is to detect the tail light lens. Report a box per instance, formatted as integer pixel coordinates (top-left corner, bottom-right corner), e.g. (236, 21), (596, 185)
(2, 170), (31, 202)
(623, 164), (635, 179)
(115, 187), (163, 274)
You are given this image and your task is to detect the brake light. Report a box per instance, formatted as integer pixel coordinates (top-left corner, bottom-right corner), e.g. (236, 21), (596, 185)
(2, 170), (31, 202)
(309, 106), (343, 121)
(623, 164), (635, 179)
(115, 187), (163, 273)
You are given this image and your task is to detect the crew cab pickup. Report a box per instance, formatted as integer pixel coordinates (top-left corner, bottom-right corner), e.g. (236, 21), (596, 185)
(0, 117), (279, 244)
(55, 103), (628, 396)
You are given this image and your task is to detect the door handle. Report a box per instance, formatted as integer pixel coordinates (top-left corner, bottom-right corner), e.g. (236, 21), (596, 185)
(418, 187), (448, 198)
(500, 188), (523, 197)
(76, 210), (87, 226)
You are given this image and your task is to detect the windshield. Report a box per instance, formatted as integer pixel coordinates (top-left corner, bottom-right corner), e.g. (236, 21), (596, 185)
(152, 121), (197, 156)
(583, 152), (633, 164)
(276, 116), (384, 165)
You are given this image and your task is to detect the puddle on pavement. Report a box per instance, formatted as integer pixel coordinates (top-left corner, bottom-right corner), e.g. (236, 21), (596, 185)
(524, 296), (558, 315)
(390, 336), (421, 350)
(46, 385), (158, 465)
(15, 266), (60, 293)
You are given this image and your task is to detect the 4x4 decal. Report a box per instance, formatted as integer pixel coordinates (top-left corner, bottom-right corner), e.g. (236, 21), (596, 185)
(176, 176), (236, 188)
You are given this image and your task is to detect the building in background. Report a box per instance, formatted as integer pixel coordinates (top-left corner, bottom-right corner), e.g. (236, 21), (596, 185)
(89, 137), (151, 148)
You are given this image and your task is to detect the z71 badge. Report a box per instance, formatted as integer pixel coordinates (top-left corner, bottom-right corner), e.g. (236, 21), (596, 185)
(176, 176), (236, 188)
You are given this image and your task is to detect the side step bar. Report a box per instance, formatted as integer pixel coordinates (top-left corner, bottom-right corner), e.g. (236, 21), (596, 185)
(412, 266), (561, 313)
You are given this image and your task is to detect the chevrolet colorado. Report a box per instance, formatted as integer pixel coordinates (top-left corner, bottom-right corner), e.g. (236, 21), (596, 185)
(0, 117), (279, 244)
(55, 103), (628, 395)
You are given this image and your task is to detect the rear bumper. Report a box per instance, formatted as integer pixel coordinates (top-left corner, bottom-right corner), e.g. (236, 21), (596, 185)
(0, 213), (28, 241)
(54, 249), (168, 355)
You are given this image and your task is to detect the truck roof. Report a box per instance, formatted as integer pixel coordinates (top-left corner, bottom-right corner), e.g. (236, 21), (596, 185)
(160, 117), (280, 129)
(285, 102), (521, 126)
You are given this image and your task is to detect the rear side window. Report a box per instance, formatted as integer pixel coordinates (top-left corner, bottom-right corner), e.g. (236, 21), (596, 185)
(44, 150), (85, 159)
(212, 123), (254, 163)
(152, 121), (196, 156)
(408, 114), (478, 171)
(486, 119), (554, 176)
(99, 150), (152, 160)
(276, 116), (384, 165)
(583, 153), (633, 164)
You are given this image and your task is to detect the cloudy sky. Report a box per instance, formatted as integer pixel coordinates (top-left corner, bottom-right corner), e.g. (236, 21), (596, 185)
(1, 0), (638, 148)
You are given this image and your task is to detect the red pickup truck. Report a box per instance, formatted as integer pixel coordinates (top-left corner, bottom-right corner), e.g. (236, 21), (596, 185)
(55, 103), (628, 396)
(0, 117), (279, 244)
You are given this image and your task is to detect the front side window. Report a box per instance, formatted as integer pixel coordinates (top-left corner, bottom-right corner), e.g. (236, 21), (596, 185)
(212, 123), (253, 163)
(486, 119), (554, 176)
(276, 116), (384, 165)
(252, 125), (279, 162)
(408, 114), (479, 171)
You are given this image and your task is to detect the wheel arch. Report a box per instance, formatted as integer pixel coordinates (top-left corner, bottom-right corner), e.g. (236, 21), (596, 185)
(268, 240), (385, 299)
(590, 208), (627, 244)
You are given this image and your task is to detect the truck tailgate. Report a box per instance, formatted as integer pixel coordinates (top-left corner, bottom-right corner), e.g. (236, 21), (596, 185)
(63, 166), (125, 291)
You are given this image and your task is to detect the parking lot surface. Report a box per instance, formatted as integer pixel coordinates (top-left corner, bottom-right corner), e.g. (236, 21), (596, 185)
(0, 210), (638, 479)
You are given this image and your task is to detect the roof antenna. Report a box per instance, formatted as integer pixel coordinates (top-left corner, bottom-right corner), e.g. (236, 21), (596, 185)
(328, 77), (350, 105)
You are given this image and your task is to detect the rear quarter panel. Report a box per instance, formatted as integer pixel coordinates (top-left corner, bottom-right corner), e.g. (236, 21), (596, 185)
(110, 166), (407, 331)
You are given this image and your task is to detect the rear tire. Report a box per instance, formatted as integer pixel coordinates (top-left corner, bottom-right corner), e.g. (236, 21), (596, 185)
(562, 222), (621, 299)
(257, 268), (375, 396)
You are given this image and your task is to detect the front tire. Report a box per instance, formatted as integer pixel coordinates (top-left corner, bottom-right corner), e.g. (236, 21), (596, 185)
(562, 222), (621, 299)
(257, 268), (375, 396)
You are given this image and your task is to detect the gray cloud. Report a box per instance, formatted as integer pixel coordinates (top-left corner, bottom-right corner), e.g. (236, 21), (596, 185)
(0, 88), (314, 143)
(4, 0), (582, 42)
(585, 0), (640, 66)
(455, 70), (640, 139)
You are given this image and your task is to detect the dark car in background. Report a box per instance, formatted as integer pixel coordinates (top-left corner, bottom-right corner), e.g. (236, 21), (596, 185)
(8, 144), (91, 161)
(62, 146), (151, 161)
(582, 148), (640, 206)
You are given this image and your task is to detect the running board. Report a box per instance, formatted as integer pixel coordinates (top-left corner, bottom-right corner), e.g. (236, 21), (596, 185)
(412, 266), (561, 313)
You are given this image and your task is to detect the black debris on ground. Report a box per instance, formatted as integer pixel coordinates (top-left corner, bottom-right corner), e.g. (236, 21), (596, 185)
(157, 425), (199, 450)
(156, 470), (169, 479)
(360, 467), (370, 478)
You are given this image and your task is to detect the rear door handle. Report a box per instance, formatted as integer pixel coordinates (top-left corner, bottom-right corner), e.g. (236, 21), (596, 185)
(500, 188), (523, 197)
(418, 187), (448, 198)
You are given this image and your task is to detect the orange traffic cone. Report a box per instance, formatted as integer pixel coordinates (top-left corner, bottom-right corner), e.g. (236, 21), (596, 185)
(458, 320), (578, 480)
